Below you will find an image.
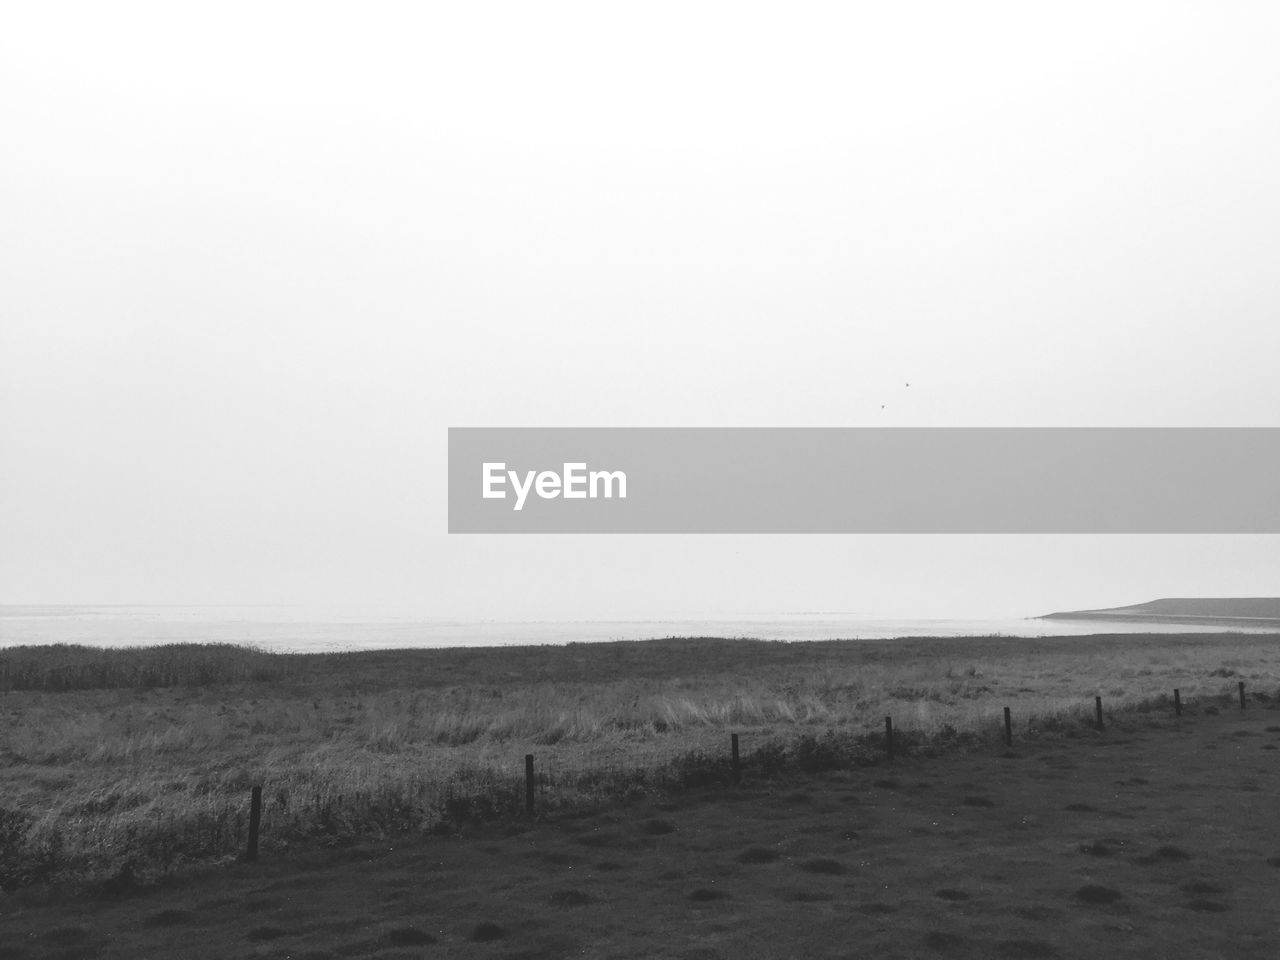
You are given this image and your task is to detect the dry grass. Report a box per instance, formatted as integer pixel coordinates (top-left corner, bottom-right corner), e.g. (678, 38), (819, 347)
(2, 631), (1278, 888)
(8, 706), (1280, 959)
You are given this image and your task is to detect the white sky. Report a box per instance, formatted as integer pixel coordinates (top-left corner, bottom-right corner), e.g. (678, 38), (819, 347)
(2, 2), (1278, 618)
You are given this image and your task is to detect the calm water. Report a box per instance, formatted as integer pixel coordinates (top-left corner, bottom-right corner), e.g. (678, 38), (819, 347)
(1, 605), (1274, 653)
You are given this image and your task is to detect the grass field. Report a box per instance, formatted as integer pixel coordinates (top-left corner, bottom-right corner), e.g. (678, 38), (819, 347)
(2, 632), (1279, 893)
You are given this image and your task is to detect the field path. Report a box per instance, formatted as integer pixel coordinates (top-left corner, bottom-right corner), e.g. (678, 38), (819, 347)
(4, 705), (1280, 959)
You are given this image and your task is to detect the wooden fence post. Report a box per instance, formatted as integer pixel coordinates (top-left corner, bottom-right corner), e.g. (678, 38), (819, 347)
(246, 785), (262, 861)
(885, 716), (894, 762)
(1003, 706), (1013, 747)
(1173, 688), (1181, 716)
(1094, 696), (1104, 731)
(731, 733), (741, 782)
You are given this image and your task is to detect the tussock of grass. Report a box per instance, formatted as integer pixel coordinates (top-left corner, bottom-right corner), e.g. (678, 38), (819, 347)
(1074, 885), (1123, 904)
(737, 847), (781, 864)
(469, 922), (507, 942)
(687, 887), (727, 901)
(798, 857), (845, 874)
(387, 926), (436, 945)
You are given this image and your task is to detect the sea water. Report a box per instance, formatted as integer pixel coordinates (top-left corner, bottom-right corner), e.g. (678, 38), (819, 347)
(2, 605), (1274, 653)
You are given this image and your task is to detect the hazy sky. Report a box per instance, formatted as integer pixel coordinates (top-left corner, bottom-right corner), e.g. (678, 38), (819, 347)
(2, 2), (1278, 619)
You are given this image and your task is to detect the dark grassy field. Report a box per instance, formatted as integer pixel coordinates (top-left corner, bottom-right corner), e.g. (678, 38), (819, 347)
(2, 633), (1279, 908)
(4, 694), (1280, 958)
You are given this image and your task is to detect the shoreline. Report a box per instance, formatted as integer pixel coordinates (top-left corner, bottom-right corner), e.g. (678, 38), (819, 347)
(1041, 613), (1280, 628)
(5, 619), (1280, 656)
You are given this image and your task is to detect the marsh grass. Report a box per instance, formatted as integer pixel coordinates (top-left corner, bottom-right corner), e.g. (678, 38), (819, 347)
(0, 643), (286, 692)
(3, 632), (1278, 889)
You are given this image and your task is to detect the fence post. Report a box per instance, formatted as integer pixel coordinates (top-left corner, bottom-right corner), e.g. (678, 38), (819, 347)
(1094, 696), (1104, 731)
(1003, 706), (1013, 747)
(730, 733), (741, 782)
(885, 716), (894, 762)
(1173, 688), (1181, 717)
(246, 785), (262, 862)
(1239, 681), (1247, 710)
(525, 754), (535, 815)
